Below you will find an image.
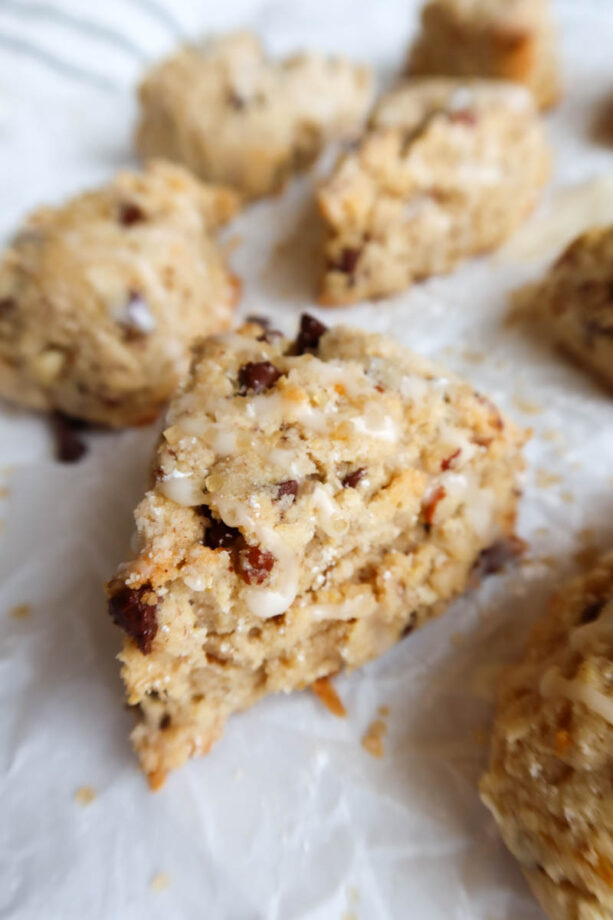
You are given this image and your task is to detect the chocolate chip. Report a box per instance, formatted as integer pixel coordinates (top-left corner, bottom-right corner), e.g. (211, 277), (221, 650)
(237, 545), (275, 585)
(580, 599), (606, 624)
(472, 535), (527, 578)
(342, 467), (366, 488)
(108, 584), (158, 654)
(118, 202), (145, 227)
(276, 479), (298, 501)
(295, 313), (328, 355)
(333, 247), (361, 275)
(203, 516), (241, 549)
(159, 713), (171, 730)
(238, 361), (282, 395)
(49, 411), (88, 463)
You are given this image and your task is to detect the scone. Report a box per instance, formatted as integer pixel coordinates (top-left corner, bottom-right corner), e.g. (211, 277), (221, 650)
(136, 31), (373, 201)
(481, 554), (613, 920)
(317, 78), (550, 305)
(0, 160), (239, 427)
(407, 0), (560, 111)
(107, 314), (526, 787)
(527, 228), (613, 391)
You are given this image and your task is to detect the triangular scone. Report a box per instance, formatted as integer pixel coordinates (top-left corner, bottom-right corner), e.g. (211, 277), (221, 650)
(317, 78), (550, 305)
(107, 315), (526, 787)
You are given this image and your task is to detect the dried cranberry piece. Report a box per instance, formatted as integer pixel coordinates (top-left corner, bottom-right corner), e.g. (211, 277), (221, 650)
(342, 467), (366, 488)
(276, 480), (298, 502)
(49, 412), (88, 463)
(441, 448), (461, 471)
(118, 202), (145, 226)
(238, 361), (282, 394)
(449, 109), (477, 126)
(108, 584), (158, 654)
(237, 545), (275, 585)
(295, 313), (328, 355)
(204, 517), (241, 549)
(580, 599), (606, 624)
(472, 535), (527, 578)
(423, 485), (446, 526)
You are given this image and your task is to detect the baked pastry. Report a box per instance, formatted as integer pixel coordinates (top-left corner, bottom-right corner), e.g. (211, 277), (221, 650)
(407, 0), (560, 111)
(107, 314), (526, 787)
(481, 553), (613, 920)
(317, 78), (550, 305)
(136, 31), (373, 200)
(526, 228), (613, 391)
(0, 160), (239, 427)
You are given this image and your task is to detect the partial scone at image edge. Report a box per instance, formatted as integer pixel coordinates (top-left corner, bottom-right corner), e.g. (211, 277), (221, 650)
(107, 314), (527, 789)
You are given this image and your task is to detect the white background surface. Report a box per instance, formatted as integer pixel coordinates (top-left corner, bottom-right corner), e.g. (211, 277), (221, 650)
(2, 1), (613, 918)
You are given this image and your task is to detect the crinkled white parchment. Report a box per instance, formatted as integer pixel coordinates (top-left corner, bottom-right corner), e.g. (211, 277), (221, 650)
(2, 1), (613, 918)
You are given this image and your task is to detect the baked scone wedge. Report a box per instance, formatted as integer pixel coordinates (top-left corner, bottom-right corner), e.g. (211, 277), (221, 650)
(407, 0), (560, 111)
(107, 314), (526, 788)
(317, 78), (550, 305)
(0, 160), (239, 427)
(526, 227), (613, 391)
(481, 553), (613, 920)
(136, 31), (373, 200)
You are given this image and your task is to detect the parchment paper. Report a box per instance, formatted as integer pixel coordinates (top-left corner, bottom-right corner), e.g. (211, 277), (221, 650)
(2, 1), (613, 918)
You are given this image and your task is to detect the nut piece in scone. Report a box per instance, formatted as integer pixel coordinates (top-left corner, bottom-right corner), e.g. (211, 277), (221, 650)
(107, 313), (526, 788)
(317, 78), (550, 306)
(407, 0), (560, 111)
(136, 31), (374, 200)
(0, 160), (240, 427)
(527, 227), (613, 391)
(481, 553), (613, 920)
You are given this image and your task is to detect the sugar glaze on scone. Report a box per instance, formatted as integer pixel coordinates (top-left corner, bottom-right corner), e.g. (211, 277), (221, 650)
(481, 554), (613, 920)
(107, 315), (526, 787)
(0, 160), (239, 427)
(408, 0), (560, 111)
(136, 31), (373, 200)
(317, 78), (550, 305)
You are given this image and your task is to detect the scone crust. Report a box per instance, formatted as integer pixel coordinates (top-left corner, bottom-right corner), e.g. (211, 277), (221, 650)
(481, 553), (613, 920)
(0, 160), (240, 427)
(136, 31), (373, 200)
(108, 316), (526, 786)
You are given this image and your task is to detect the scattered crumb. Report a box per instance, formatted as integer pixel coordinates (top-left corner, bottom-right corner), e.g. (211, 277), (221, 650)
(450, 632), (465, 648)
(575, 545), (600, 569)
(151, 872), (170, 893)
(535, 526), (550, 538)
(541, 429), (562, 443)
(378, 705), (390, 718)
(10, 603), (31, 620)
(512, 395), (543, 415)
(342, 914), (357, 920)
(461, 348), (485, 364)
(311, 676), (347, 718)
(362, 719), (387, 758)
(560, 491), (575, 505)
(535, 468), (562, 488)
(74, 786), (96, 806)
(0, 486), (9, 499)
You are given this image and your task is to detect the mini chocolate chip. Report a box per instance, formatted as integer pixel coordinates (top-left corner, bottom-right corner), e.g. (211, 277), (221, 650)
(49, 411), (88, 463)
(472, 535), (527, 578)
(238, 361), (282, 394)
(204, 517), (241, 550)
(401, 613), (416, 638)
(342, 467), (366, 488)
(159, 713), (171, 730)
(118, 202), (145, 227)
(237, 545), (275, 585)
(295, 313), (328, 355)
(334, 247), (361, 275)
(276, 479), (298, 502)
(0, 296), (16, 316)
(580, 599), (606, 624)
(244, 314), (284, 342)
(108, 584), (158, 655)
(227, 90), (246, 110)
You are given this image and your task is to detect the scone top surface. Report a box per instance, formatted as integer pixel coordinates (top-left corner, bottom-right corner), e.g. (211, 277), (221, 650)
(481, 554), (613, 920)
(108, 315), (525, 785)
(136, 31), (373, 200)
(318, 78), (550, 305)
(0, 160), (239, 427)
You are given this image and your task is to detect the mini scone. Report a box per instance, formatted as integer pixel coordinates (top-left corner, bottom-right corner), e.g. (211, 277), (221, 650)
(317, 78), (550, 306)
(107, 314), (526, 787)
(527, 228), (613, 391)
(136, 31), (374, 201)
(407, 0), (560, 111)
(481, 553), (613, 920)
(0, 160), (239, 427)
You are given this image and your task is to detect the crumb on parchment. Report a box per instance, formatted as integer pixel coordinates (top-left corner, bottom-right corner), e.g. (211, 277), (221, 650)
(311, 676), (347, 718)
(151, 872), (171, 892)
(74, 786), (96, 806)
(10, 603), (31, 619)
(362, 719), (387, 758)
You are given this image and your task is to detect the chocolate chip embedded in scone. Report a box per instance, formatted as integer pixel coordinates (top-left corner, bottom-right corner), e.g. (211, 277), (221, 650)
(317, 78), (550, 305)
(107, 315), (526, 787)
(0, 159), (240, 427)
(136, 31), (374, 200)
(525, 227), (613, 391)
(481, 553), (613, 920)
(407, 0), (560, 111)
